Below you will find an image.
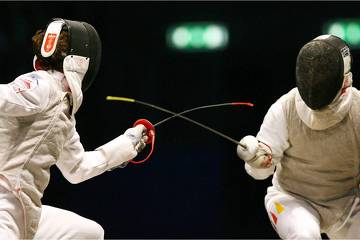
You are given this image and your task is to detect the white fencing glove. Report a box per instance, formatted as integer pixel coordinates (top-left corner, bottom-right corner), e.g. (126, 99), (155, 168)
(124, 124), (148, 153)
(115, 124), (148, 169)
(236, 135), (273, 169)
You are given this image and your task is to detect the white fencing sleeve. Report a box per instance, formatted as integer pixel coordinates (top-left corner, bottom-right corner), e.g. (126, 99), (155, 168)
(0, 73), (50, 116)
(56, 124), (137, 184)
(244, 163), (276, 180)
(245, 96), (290, 180)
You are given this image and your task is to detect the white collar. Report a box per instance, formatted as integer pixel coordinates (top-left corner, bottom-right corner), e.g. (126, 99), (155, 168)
(46, 70), (71, 92)
(46, 70), (64, 81)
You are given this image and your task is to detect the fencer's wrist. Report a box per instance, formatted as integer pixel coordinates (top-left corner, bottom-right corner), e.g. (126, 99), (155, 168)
(107, 161), (129, 171)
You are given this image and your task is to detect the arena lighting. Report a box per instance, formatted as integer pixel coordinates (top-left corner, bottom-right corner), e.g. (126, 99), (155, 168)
(167, 22), (229, 51)
(324, 19), (360, 48)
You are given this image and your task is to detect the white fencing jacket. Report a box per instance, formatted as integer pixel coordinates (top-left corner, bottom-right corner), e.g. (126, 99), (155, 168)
(246, 87), (360, 232)
(0, 70), (137, 238)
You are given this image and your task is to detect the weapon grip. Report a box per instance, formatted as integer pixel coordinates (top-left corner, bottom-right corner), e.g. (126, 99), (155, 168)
(133, 119), (155, 144)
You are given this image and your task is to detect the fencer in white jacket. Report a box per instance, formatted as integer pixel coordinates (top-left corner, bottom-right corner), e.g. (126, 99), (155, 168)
(237, 35), (360, 239)
(0, 19), (148, 239)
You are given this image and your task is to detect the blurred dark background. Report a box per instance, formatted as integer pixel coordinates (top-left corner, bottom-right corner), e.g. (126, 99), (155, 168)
(1, 1), (360, 239)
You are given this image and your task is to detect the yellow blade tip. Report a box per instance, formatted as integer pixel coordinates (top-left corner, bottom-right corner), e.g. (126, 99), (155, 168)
(106, 96), (135, 102)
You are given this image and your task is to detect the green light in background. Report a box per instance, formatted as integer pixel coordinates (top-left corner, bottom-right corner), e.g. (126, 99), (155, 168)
(167, 22), (228, 51)
(346, 22), (360, 45)
(324, 19), (360, 48)
(327, 23), (345, 39)
(172, 27), (191, 48)
(204, 25), (227, 49)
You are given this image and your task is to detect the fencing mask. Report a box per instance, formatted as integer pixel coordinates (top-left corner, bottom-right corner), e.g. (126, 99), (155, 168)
(35, 18), (102, 114)
(296, 35), (351, 110)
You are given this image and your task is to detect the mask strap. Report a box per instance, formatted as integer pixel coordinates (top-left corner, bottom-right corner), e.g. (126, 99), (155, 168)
(40, 20), (65, 58)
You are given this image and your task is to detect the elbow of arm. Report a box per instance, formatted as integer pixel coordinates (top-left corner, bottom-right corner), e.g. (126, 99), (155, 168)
(57, 148), (109, 184)
(64, 173), (85, 184)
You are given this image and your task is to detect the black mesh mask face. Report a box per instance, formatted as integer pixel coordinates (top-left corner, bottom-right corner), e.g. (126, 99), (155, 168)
(295, 35), (351, 110)
(63, 19), (102, 92)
